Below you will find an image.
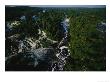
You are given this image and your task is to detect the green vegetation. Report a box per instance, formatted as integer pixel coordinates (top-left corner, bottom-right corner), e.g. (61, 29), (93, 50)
(5, 6), (106, 71)
(65, 9), (106, 71)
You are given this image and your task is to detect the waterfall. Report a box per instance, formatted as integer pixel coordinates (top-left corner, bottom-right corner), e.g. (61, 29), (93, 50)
(51, 17), (70, 71)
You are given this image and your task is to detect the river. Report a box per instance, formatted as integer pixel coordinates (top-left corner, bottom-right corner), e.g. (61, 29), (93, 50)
(51, 17), (70, 71)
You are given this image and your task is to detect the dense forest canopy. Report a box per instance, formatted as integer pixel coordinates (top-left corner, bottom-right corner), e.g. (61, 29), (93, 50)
(5, 6), (106, 71)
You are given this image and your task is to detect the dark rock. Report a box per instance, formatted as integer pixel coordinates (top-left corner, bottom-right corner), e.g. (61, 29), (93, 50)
(5, 48), (56, 71)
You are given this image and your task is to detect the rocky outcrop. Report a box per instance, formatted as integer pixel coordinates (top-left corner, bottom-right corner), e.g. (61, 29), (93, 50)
(97, 21), (106, 32)
(5, 14), (70, 71)
(5, 48), (56, 71)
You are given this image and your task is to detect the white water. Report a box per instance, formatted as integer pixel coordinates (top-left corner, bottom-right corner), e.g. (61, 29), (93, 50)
(6, 15), (70, 71)
(51, 17), (70, 71)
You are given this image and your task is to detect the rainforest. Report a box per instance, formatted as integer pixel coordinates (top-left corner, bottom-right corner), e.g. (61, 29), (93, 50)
(5, 6), (106, 71)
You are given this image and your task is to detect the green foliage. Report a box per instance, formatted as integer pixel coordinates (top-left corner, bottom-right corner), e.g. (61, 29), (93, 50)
(65, 8), (106, 71)
(5, 6), (106, 71)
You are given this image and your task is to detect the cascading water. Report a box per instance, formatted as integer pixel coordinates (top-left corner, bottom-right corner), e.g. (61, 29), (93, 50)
(5, 14), (70, 71)
(51, 17), (70, 71)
